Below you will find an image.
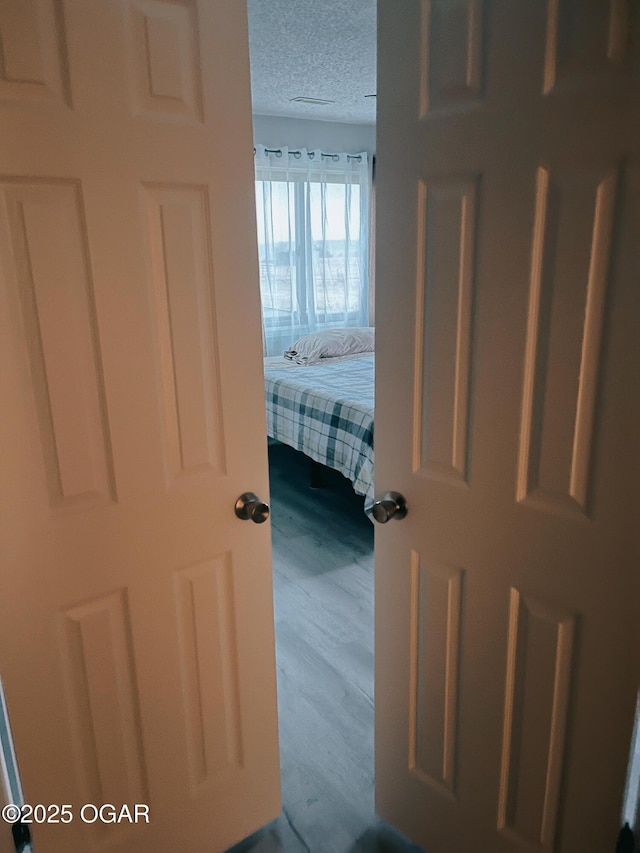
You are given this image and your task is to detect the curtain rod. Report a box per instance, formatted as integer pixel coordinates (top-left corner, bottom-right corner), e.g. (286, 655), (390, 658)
(254, 146), (363, 162)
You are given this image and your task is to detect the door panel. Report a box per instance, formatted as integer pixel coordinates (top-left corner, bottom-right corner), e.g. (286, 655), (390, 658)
(0, 0), (70, 106)
(0, 2), (279, 851)
(375, 2), (638, 851)
(496, 590), (575, 848)
(2, 180), (116, 508)
(142, 184), (225, 481)
(517, 165), (616, 518)
(414, 175), (477, 484)
(408, 556), (463, 796)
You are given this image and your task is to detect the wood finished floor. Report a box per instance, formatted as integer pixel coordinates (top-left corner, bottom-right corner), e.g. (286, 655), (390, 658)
(227, 444), (423, 853)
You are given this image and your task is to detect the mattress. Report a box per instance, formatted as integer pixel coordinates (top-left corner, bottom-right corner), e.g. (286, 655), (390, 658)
(264, 354), (374, 503)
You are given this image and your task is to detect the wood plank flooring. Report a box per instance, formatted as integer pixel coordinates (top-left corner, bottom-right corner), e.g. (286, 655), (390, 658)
(227, 444), (423, 853)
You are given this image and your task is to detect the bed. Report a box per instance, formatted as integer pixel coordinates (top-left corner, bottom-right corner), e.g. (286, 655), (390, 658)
(264, 351), (375, 505)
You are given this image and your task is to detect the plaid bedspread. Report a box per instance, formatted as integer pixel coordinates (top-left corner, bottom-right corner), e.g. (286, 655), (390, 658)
(264, 355), (375, 503)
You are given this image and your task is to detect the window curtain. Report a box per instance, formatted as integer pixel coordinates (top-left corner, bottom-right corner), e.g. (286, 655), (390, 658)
(254, 145), (371, 356)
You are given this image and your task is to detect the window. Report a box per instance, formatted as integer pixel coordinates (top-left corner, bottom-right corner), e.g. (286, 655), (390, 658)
(254, 146), (371, 356)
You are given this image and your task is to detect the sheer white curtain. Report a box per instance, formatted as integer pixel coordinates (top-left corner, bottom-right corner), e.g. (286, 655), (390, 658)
(254, 146), (371, 356)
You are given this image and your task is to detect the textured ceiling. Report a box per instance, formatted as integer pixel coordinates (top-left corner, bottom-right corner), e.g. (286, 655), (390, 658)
(246, 0), (377, 125)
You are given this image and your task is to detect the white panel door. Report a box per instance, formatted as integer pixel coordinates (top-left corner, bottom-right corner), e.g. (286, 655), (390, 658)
(0, 2), (279, 851)
(374, 1), (639, 851)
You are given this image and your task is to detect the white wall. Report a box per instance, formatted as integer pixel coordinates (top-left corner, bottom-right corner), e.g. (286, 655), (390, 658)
(252, 114), (376, 156)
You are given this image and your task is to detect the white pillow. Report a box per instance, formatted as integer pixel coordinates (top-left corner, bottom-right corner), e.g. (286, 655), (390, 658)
(284, 327), (374, 364)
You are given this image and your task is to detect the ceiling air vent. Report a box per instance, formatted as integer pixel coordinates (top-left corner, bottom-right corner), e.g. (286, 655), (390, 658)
(289, 96), (335, 105)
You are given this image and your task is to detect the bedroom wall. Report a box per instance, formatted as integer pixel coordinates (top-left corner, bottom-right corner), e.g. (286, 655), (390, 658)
(252, 114), (376, 156)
